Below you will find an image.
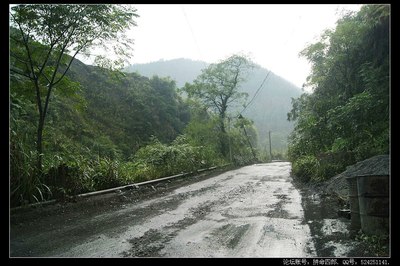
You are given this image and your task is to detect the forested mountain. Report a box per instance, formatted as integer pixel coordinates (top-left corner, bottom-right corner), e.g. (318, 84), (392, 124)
(125, 59), (302, 153)
(239, 67), (302, 153)
(65, 59), (190, 158)
(11, 56), (193, 205)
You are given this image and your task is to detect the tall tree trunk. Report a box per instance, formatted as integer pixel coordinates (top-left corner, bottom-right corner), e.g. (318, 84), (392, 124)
(34, 78), (44, 175)
(35, 81), (54, 175)
(36, 115), (44, 173)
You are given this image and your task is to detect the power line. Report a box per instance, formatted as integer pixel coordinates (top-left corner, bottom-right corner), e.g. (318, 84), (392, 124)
(181, 6), (272, 116)
(181, 6), (204, 63)
(240, 70), (271, 115)
(239, 14), (300, 116)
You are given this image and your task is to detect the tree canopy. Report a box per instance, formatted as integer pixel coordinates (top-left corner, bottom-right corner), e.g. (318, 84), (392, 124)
(287, 5), (389, 182)
(183, 54), (255, 157)
(10, 4), (139, 171)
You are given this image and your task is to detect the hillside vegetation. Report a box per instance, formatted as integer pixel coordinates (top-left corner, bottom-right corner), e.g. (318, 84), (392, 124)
(287, 5), (389, 182)
(126, 58), (302, 155)
(11, 39), (260, 207)
(9, 4), (389, 209)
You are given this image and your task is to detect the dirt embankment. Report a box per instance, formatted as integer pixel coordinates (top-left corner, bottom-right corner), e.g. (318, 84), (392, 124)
(322, 154), (389, 200)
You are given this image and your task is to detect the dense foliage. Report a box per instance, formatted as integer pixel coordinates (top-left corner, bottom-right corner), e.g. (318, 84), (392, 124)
(287, 5), (389, 182)
(10, 4), (138, 173)
(183, 54), (255, 158)
(183, 98), (259, 166)
(10, 54), (196, 206)
(10, 51), (259, 207)
(126, 58), (302, 154)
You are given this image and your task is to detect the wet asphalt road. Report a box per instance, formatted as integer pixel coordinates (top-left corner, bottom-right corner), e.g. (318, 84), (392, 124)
(10, 162), (317, 257)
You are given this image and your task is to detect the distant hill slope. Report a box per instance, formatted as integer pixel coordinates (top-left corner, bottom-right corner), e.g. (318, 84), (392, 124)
(54, 58), (190, 158)
(125, 58), (208, 88)
(239, 67), (302, 152)
(125, 58), (302, 152)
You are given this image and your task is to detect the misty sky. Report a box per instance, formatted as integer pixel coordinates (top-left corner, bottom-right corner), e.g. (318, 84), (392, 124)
(122, 4), (363, 88)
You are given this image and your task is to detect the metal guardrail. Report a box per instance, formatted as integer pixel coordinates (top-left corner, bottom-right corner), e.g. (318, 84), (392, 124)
(75, 166), (219, 199)
(10, 164), (231, 212)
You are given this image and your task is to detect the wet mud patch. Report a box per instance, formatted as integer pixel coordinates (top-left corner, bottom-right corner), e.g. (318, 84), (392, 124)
(261, 175), (286, 182)
(266, 202), (291, 219)
(187, 184), (217, 196)
(292, 179), (380, 257)
(211, 223), (251, 249)
(122, 181), (262, 258)
(263, 192), (294, 219)
(217, 183), (255, 205)
(121, 229), (173, 257)
(122, 202), (215, 257)
(11, 168), (234, 257)
(256, 224), (275, 245)
(166, 202), (213, 229)
(300, 192), (356, 257)
(66, 188), (211, 240)
(275, 194), (289, 201)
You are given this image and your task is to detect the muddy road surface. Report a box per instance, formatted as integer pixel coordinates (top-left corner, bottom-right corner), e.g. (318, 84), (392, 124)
(12, 162), (319, 257)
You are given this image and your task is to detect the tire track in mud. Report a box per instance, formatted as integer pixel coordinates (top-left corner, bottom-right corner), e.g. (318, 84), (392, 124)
(121, 202), (215, 257)
(120, 180), (253, 257)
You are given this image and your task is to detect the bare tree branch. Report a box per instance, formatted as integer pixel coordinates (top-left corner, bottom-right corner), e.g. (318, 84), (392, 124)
(53, 43), (87, 86)
(11, 12), (43, 117)
(10, 68), (33, 80)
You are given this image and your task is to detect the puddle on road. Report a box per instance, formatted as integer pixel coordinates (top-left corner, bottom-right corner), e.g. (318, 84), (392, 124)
(121, 229), (169, 257)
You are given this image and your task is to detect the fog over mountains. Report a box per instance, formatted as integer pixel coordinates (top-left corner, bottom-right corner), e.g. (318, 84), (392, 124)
(125, 58), (302, 153)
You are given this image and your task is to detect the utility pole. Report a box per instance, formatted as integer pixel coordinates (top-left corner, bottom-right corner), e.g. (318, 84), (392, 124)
(242, 124), (257, 161)
(269, 131), (272, 161)
(227, 117), (232, 163)
(238, 114), (257, 161)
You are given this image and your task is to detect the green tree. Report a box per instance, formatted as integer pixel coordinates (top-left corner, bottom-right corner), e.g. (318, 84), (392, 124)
(10, 4), (138, 172)
(183, 98), (221, 154)
(287, 5), (389, 181)
(183, 54), (254, 157)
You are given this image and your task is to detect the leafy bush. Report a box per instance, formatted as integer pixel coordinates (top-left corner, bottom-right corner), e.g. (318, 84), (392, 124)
(291, 155), (319, 182)
(10, 133), (223, 207)
(292, 154), (350, 183)
(44, 156), (141, 194)
(315, 161), (344, 182)
(10, 139), (52, 207)
(88, 158), (125, 190)
(133, 135), (219, 180)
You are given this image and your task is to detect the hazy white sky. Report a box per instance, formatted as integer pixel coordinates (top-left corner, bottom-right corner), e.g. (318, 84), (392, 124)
(123, 4), (363, 88)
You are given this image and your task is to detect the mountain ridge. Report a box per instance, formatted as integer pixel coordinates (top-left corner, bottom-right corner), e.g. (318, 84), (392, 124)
(125, 58), (302, 152)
